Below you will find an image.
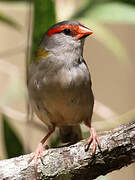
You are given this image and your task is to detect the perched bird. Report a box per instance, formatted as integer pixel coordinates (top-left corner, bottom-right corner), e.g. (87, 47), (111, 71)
(28, 20), (100, 168)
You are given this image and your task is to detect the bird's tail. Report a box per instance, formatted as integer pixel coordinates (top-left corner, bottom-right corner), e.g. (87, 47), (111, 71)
(59, 125), (82, 144)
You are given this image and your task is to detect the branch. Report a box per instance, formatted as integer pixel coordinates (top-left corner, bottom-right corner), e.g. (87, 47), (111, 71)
(0, 120), (135, 180)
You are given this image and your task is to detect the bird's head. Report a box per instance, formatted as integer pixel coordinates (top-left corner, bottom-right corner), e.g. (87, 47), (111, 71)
(40, 21), (93, 56)
(46, 20), (93, 40)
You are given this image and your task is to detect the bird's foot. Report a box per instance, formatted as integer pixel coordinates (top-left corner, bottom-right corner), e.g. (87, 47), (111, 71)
(28, 143), (49, 170)
(85, 127), (100, 153)
(28, 127), (55, 170)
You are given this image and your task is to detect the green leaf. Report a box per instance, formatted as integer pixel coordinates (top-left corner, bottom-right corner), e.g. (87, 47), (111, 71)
(50, 133), (61, 148)
(2, 115), (24, 158)
(32, 0), (56, 59)
(72, 2), (134, 62)
(83, 131), (89, 139)
(87, 2), (135, 24)
(0, 12), (21, 30)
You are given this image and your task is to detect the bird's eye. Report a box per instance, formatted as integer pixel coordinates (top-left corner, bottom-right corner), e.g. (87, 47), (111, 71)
(63, 28), (71, 35)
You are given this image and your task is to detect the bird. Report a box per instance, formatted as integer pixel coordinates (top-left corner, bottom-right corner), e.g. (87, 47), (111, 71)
(28, 20), (100, 168)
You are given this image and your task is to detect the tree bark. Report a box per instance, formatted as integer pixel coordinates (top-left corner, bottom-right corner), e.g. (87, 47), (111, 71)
(0, 120), (135, 180)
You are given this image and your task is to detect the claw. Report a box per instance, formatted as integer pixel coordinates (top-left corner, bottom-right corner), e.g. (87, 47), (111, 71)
(85, 126), (100, 153)
(29, 142), (45, 169)
(28, 127), (55, 171)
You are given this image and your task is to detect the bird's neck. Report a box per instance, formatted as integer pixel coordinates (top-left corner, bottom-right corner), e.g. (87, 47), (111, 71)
(39, 37), (85, 68)
(47, 41), (83, 59)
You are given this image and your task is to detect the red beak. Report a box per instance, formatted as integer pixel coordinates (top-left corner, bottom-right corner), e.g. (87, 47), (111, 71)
(76, 24), (93, 39)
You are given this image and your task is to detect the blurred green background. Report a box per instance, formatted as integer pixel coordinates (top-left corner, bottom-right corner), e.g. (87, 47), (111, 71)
(0, 0), (135, 179)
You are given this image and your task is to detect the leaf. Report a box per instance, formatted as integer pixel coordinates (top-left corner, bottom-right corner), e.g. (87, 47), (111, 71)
(88, 2), (135, 24)
(72, 1), (135, 23)
(0, 12), (21, 30)
(32, 0), (56, 60)
(50, 133), (61, 148)
(83, 131), (89, 139)
(2, 115), (24, 158)
(71, 1), (134, 62)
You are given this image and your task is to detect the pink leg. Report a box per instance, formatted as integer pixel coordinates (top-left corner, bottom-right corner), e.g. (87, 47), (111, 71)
(85, 122), (100, 153)
(28, 127), (55, 169)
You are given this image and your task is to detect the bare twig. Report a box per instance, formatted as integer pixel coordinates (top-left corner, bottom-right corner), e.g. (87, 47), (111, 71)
(0, 120), (135, 180)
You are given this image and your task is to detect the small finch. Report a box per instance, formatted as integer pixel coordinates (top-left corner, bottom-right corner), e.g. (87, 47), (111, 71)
(28, 20), (100, 168)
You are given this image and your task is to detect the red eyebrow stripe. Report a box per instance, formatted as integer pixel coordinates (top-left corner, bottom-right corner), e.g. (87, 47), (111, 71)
(47, 24), (79, 37)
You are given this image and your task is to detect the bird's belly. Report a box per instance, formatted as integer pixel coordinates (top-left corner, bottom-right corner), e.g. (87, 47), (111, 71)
(42, 90), (92, 127)
(41, 79), (93, 127)
(30, 65), (94, 127)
